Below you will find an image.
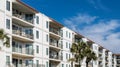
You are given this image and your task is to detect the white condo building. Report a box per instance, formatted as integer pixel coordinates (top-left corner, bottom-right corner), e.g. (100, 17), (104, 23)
(0, 0), (117, 67)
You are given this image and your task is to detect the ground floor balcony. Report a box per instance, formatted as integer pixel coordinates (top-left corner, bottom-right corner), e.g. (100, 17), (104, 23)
(11, 58), (43, 67)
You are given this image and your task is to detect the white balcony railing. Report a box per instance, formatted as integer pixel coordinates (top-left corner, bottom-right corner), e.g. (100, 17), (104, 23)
(12, 30), (33, 39)
(12, 47), (34, 55)
(13, 9), (34, 24)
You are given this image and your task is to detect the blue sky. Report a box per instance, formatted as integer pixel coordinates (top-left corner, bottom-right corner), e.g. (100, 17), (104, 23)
(22, 0), (120, 53)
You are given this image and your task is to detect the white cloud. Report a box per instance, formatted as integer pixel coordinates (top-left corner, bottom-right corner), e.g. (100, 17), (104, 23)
(64, 13), (97, 31)
(86, 0), (110, 11)
(64, 14), (120, 53)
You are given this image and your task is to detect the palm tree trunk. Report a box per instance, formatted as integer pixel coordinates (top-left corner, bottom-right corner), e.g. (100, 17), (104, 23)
(86, 62), (88, 67)
(79, 59), (81, 67)
(71, 62), (73, 67)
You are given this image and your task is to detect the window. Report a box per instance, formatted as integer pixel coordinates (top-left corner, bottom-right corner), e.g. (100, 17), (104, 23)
(62, 64), (64, 67)
(66, 31), (68, 37)
(46, 21), (49, 28)
(36, 31), (39, 39)
(66, 53), (68, 59)
(6, 1), (10, 11)
(46, 34), (48, 42)
(94, 46), (97, 50)
(36, 16), (39, 24)
(69, 43), (71, 49)
(6, 56), (10, 65)
(36, 60), (39, 67)
(61, 52), (63, 60)
(66, 64), (68, 67)
(36, 46), (39, 53)
(66, 42), (68, 48)
(61, 41), (63, 49)
(46, 61), (48, 67)
(6, 19), (10, 29)
(46, 48), (48, 55)
(69, 54), (70, 59)
(69, 65), (70, 67)
(69, 32), (71, 38)
(60, 30), (63, 37)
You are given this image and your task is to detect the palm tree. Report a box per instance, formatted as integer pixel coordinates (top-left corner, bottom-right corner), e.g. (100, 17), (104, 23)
(84, 45), (97, 67)
(68, 58), (76, 67)
(0, 29), (10, 47)
(70, 39), (87, 67)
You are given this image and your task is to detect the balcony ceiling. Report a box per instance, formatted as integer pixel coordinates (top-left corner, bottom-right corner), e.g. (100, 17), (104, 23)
(12, 17), (34, 27)
(12, 52), (34, 59)
(12, 2), (37, 14)
(12, 34), (34, 43)
(49, 59), (61, 62)
(49, 19), (63, 28)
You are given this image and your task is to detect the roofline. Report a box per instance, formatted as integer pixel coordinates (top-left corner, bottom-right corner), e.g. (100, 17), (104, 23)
(49, 17), (64, 27)
(75, 32), (85, 38)
(114, 54), (120, 56)
(16, 0), (39, 13)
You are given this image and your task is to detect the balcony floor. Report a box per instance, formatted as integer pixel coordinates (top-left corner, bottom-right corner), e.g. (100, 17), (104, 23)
(12, 34), (34, 42)
(12, 52), (34, 58)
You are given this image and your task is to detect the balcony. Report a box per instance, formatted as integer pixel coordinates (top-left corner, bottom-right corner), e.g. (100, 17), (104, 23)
(12, 24), (34, 42)
(105, 53), (108, 58)
(50, 38), (62, 50)
(49, 20), (63, 39)
(74, 34), (83, 43)
(99, 62), (103, 67)
(99, 57), (103, 61)
(49, 62), (59, 67)
(117, 56), (120, 59)
(75, 39), (81, 43)
(12, 64), (33, 67)
(12, 58), (44, 67)
(12, 41), (34, 58)
(12, 9), (34, 27)
(49, 28), (61, 39)
(49, 50), (61, 62)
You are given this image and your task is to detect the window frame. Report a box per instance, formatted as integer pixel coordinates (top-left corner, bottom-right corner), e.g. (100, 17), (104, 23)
(6, 19), (10, 29)
(6, 0), (10, 11)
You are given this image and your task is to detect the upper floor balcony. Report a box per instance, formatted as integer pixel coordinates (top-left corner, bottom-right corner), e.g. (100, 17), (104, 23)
(49, 62), (60, 67)
(49, 38), (62, 50)
(99, 49), (103, 56)
(49, 50), (62, 62)
(117, 55), (120, 59)
(112, 59), (114, 64)
(99, 62), (103, 67)
(49, 28), (61, 37)
(74, 34), (83, 43)
(12, 24), (34, 42)
(12, 1), (38, 27)
(12, 9), (34, 28)
(117, 60), (120, 64)
(12, 41), (34, 58)
(49, 19), (63, 39)
(99, 57), (103, 61)
(105, 63), (109, 67)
